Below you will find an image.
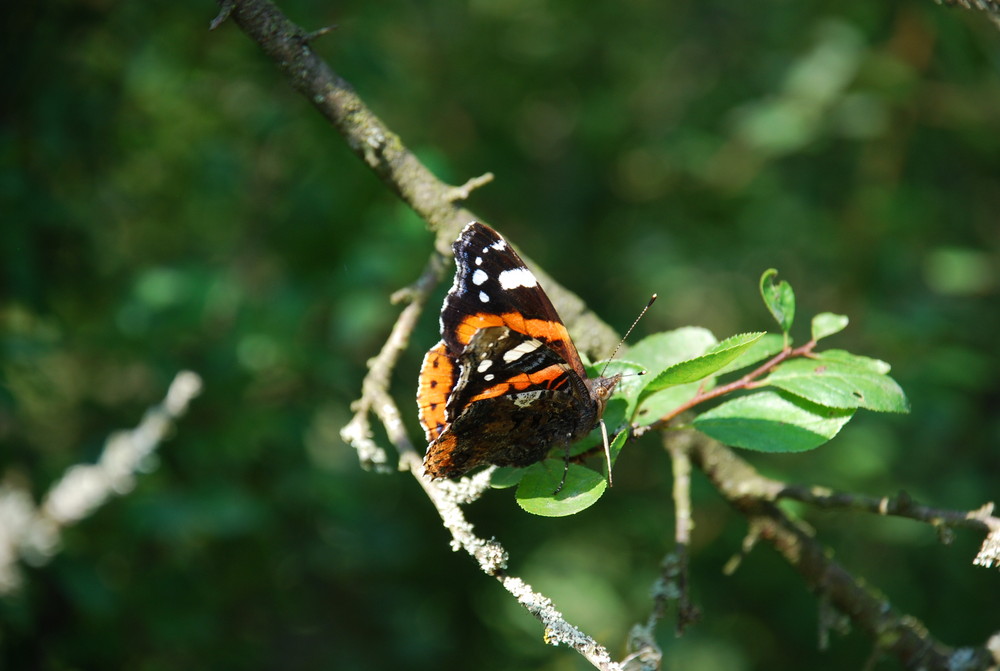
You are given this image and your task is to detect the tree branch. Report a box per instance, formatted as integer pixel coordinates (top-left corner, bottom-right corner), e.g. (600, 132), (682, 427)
(678, 431), (999, 670)
(774, 485), (1000, 568)
(212, 0), (476, 252)
(211, 0), (621, 358)
(0, 371), (203, 594)
(341, 253), (444, 472)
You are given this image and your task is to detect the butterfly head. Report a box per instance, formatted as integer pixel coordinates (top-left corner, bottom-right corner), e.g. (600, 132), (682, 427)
(588, 372), (623, 418)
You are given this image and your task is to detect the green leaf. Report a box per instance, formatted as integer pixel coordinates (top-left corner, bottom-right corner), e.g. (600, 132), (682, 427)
(516, 462), (607, 517)
(818, 349), (891, 374)
(494, 426), (628, 496)
(634, 380), (710, 426)
(811, 313), (849, 341)
(764, 356), (909, 413)
(627, 327), (718, 374)
(716, 333), (786, 375)
(760, 269), (795, 333)
(693, 390), (854, 453)
(640, 332), (765, 394)
(490, 466), (526, 489)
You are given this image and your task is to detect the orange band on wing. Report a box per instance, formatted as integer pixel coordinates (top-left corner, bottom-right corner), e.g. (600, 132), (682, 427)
(455, 312), (572, 349)
(465, 363), (569, 404)
(417, 342), (455, 441)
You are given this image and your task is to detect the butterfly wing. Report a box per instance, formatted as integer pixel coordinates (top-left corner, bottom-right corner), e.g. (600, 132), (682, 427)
(438, 222), (588, 379)
(423, 326), (597, 479)
(417, 221), (617, 480)
(416, 341), (455, 443)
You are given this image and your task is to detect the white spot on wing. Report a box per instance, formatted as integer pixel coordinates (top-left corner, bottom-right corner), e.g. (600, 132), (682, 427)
(477, 359), (493, 373)
(503, 340), (542, 363)
(472, 269), (488, 286)
(479, 291), (490, 303)
(475, 256), (483, 266)
(484, 373), (494, 381)
(490, 238), (507, 251)
(498, 267), (538, 290)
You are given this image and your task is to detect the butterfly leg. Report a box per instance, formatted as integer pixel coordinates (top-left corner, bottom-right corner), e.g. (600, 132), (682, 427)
(552, 441), (572, 495)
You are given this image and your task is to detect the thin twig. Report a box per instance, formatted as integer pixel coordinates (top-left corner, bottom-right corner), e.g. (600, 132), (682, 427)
(666, 433), (700, 633)
(679, 431), (998, 670)
(446, 172), (494, 202)
(304, 24), (338, 42)
(774, 485), (1000, 567)
(341, 253), (444, 472)
(208, 0), (235, 30)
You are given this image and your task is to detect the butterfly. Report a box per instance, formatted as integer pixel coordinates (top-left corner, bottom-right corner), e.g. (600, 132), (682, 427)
(417, 221), (622, 482)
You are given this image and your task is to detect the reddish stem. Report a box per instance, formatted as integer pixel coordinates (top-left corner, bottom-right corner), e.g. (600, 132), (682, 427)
(634, 338), (818, 436)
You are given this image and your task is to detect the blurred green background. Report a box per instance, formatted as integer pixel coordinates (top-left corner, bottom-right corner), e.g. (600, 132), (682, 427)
(2, 0), (998, 669)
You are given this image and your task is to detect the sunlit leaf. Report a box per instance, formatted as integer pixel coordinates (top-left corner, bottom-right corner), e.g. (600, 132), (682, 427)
(641, 332), (765, 393)
(627, 327), (717, 374)
(818, 349), (891, 374)
(633, 380), (708, 426)
(811, 312), (849, 341)
(693, 390), (854, 452)
(760, 269), (795, 334)
(764, 356), (909, 412)
(516, 462), (607, 517)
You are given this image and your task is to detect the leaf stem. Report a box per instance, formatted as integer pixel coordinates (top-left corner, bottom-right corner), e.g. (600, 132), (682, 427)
(634, 339), (818, 437)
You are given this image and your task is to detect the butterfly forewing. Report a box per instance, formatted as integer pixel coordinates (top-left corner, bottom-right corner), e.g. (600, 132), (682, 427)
(439, 222), (587, 379)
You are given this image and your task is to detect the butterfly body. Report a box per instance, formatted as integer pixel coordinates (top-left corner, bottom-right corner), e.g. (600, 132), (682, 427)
(417, 221), (621, 480)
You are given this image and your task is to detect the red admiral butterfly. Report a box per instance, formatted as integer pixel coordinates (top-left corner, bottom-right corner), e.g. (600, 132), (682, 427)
(417, 221), (622, 481)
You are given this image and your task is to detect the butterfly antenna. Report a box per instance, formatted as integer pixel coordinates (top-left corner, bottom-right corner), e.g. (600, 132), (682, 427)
(600, 293), (657, 377)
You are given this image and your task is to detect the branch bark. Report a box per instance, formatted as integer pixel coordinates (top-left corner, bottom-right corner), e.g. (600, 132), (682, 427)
(212, 0), (475, 253)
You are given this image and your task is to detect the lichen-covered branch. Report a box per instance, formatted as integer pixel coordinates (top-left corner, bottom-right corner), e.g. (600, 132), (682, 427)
(341, 253), (444, 472)
(0, 371), (203, 594)
(405, 449), (623, 670)
(774, 485), (1000, 568)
